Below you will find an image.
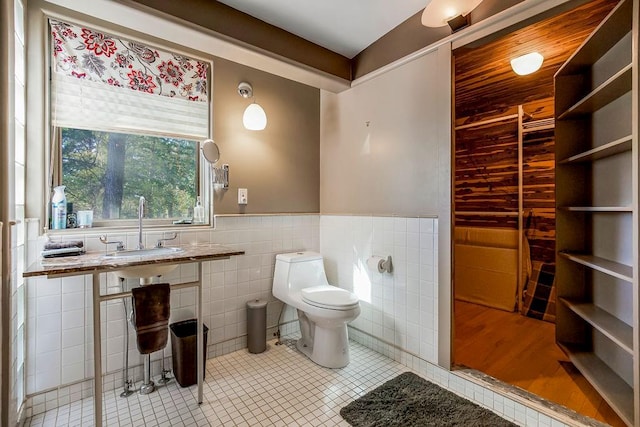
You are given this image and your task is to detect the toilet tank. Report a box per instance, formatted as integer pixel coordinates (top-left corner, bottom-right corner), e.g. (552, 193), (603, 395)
(273, 252), (329, 299)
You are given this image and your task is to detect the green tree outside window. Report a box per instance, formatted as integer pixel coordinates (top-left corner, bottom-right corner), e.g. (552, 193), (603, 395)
(61, 128), (197, 221)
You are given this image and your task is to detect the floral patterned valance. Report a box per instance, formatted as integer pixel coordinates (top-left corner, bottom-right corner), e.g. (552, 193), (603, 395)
(50, 19), (208, 102)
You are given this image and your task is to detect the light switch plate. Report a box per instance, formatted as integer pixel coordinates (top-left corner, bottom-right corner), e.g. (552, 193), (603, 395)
(238, 188), (248, 205)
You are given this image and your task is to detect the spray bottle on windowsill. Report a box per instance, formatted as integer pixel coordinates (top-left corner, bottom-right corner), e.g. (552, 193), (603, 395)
(51, 185), (67, 229)
(193, 195), (205, 224)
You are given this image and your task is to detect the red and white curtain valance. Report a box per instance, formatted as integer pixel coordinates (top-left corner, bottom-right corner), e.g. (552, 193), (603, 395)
(49, 19), (210, 140)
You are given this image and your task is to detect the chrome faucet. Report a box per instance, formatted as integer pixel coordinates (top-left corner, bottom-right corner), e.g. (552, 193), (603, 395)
(137, 196), (145, 250)
(99, 235), (125, 251)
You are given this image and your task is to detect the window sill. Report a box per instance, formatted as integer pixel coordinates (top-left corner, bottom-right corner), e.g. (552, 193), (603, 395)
(45, 222), (214, 236)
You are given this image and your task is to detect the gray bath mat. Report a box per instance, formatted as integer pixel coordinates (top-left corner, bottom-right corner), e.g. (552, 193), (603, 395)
(340, 372), (517, 426)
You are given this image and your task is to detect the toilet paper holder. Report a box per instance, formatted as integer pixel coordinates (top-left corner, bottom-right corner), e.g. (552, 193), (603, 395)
(380, 256), (393, 273)
(369, 255), (393, 273)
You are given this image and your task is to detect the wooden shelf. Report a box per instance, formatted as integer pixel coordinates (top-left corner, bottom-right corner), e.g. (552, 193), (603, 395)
(522, 118), (554, 134)
(557, 64), (631, 120)
(454, 113), (518, 131)
(555, 1), (637, 423)
(559, 206), (632, 212)
(521, 124), (554, 134)
(558, 344), (635, 426)
(556, 0), (632, 76)
(558, 135), (632, 164)
(559, 252), (632, 282)
(560, 298), (633, 354)
(454, 211), (519, 217)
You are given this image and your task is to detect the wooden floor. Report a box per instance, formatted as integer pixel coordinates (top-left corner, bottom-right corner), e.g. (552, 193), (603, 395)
(454, 300), (625, 426)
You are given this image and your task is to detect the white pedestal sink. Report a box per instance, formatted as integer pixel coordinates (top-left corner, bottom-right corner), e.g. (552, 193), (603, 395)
(103, 247), (183, 282)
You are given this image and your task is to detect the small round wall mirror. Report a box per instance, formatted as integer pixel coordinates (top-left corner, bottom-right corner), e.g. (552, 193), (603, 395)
(201, 139), (220, 165)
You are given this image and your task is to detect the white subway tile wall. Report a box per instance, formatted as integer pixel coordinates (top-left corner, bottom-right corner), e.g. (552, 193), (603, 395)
(24, 213), (576, 427)
(25, 215), (318, 410)
(319, 215), (438, 363)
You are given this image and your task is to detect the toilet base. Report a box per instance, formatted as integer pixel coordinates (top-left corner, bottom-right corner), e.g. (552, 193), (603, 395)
(295, 323), (351, 369)
(296, 338), (313, 359)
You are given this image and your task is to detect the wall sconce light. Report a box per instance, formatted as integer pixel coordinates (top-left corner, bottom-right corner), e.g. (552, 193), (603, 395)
(510, 52), (544, 76)
(238, 81), (267, 131)
(421, 0), (484, 30)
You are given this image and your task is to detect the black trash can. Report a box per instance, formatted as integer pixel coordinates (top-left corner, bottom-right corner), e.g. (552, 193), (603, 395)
(169, 319), (209, 387)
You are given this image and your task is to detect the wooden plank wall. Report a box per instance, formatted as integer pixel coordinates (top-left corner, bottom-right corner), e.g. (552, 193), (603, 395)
(453, 0), (617, 267)
(454, 100), (556, 264)
(454, 0), (618, 120)
(455, 118), (519, 214)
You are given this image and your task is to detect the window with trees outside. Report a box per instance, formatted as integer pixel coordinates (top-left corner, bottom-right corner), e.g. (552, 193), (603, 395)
(60, 129), (198, 220)
(49, 19), (210, 224)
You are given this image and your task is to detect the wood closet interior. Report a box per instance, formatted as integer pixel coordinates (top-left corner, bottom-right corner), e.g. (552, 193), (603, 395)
(452, 1), (631, 426)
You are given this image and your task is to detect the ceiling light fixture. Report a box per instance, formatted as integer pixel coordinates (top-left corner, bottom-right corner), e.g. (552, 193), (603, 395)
(510, 52), (544, 76)
(238, 81), (267, 131)
(421, 0), (484, 30)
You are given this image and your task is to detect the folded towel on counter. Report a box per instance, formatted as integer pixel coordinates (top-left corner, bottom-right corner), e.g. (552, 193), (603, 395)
(44, 240), (84, 250)
(132, 283), (171, 354)
(41, 240), (85, 258)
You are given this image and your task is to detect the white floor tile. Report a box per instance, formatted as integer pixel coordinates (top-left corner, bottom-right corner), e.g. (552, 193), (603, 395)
(24, 336), (406, 426)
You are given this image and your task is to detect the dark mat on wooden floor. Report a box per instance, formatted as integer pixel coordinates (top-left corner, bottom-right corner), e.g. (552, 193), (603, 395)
(340, 372), (517, 427)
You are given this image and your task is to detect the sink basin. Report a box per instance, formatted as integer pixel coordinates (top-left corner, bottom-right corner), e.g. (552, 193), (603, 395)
(104, 247), (183, 258)
(104, 247), (183, 280)
(114, 264), (178, 280)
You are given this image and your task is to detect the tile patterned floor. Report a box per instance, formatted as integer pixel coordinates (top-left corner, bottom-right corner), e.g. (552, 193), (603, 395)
(24, 337), (407, 426)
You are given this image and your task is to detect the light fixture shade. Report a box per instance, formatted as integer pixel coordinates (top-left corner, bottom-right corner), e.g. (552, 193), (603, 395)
(243, 103), (267, 131)
(421, 0), (484, 28)
(510, 52), (544, 76)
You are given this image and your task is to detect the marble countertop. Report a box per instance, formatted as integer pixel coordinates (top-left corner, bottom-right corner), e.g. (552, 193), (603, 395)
(24, 243), (244, 278)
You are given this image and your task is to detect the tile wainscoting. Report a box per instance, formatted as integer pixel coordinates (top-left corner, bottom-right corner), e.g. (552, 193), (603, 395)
(23, 215), (318, 417)
(22, 213), (580, 426)
(320, 215), (438, 364)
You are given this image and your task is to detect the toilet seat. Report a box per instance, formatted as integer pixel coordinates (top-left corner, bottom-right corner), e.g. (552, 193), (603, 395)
(301, 285), (359, 310)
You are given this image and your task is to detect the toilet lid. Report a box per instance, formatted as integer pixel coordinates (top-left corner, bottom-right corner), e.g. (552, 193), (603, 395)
(301, 286), (359, 310)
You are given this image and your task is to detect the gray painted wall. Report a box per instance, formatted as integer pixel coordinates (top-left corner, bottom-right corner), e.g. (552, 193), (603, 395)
(319, 47), (453, 368)
(25, 2), (322, 224)
(352, 0), (523, 78)
(320, 51), (444, 216)
(212, 58), (321, 214)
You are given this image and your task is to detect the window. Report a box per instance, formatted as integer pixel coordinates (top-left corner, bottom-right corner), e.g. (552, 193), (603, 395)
(61, 129), (197, 219)
(49, 19), (210, 224)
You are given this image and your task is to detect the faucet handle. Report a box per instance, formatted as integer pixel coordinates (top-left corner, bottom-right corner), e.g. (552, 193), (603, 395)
(156, 232), (178, 248)
(99, 235), (125, 251)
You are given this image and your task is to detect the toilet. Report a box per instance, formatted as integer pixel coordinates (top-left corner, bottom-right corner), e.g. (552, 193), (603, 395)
(272, 251), (361, 368)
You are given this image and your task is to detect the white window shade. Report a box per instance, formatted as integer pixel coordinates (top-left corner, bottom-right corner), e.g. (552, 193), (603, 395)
(49, 18), (210, 140)
(51, 73), (209, 140)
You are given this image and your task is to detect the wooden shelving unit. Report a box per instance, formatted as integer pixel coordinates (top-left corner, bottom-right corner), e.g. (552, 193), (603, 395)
(560, 298), (634, 354)
(557, 135), (632, 164)
(558, 252), (633, 282)
(557, 64), (632, 120)
(559, 343), (636, 426)
(554, 0), (639, 425)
